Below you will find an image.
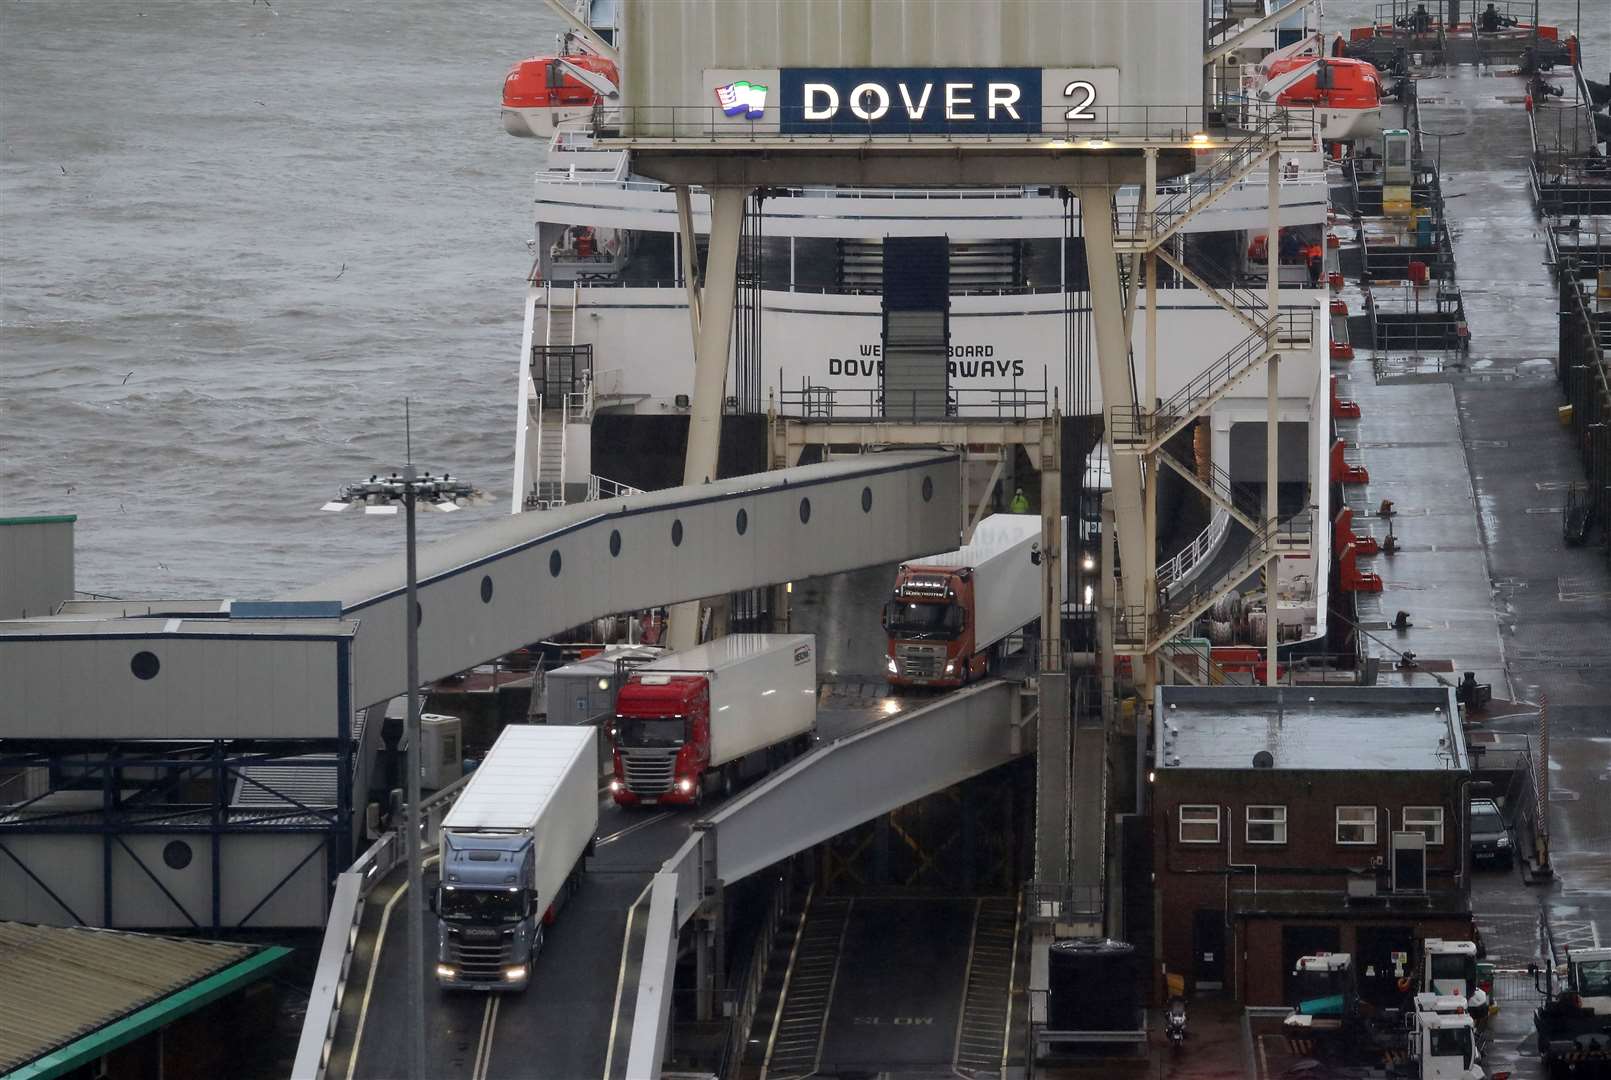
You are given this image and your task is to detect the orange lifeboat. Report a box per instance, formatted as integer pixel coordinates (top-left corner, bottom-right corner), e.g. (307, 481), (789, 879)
(1259, 56), (1384, 143)
(502, 52), (619, 138)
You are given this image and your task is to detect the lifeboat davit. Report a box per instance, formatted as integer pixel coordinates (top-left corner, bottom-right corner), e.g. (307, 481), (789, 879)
(1259, 55), (1384, 143)
(502, 52), (619, 138)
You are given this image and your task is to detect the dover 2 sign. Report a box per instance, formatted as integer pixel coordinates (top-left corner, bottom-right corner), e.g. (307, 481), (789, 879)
(706, 67), (1119, 136)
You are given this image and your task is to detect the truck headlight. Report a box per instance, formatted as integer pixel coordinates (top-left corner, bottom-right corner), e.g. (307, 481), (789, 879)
(944, 661), (956, 674)
(504, 964), (528, 981)
(1497, 834), (1510, 847)
(886, 657), (898, 674)
(436, 964), (456, 979)
(609, 780), (622, 793)
(678, 778), (694, 793)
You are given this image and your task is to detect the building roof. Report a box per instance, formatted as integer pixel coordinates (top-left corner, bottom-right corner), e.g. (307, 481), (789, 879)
(0, 922), (288, 1077)
(1154, 685), (1467, 772)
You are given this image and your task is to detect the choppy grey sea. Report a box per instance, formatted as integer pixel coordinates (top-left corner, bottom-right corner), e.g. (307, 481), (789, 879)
(2, 0), (1606, 599)
(1, 0), (562, 598)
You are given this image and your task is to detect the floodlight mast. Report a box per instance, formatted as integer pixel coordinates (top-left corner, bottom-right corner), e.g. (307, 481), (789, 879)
(321, 440), (481, 1080)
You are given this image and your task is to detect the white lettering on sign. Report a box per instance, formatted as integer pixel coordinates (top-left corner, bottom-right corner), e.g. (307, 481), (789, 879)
(944, 82), (974, 120)
(898, 82), (932, 119)
(803, 83), (839, 120)
(987, 82), (1022, 120)
(1063, 80), (1097, 121)
(849, 82), (891, 121)
(852, 1016), (934, 1025)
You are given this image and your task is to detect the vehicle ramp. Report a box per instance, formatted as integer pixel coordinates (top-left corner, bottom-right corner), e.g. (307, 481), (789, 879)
(624, 679), (1035, 1079)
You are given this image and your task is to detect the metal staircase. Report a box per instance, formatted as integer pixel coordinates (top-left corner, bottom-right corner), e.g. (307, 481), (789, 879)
(1115, 507), (1308, 654)
(1114, 109), (1312, 253)
(1108, 310), (1313, 456)
(526, 284), (590, 510)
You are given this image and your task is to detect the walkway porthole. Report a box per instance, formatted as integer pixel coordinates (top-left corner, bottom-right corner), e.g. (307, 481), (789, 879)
(549, 550), (562, 578)
(736, 508), (748, 536)
(672, 519), (684, 547)
(480, 575), (494, 603)
(861, 486), (873, 513)
(798, 497), (811, 524)
(921, 476), (934, 502)
(415, 602), (423, 629)
(609, 529), (622, 557)
(163, 840), (192, 870)
(130, 651), (160, 680)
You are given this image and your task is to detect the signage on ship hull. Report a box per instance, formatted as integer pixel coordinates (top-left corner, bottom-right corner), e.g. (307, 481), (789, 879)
(703, 67), (1119, 136)
(827, 342), (1028, 383)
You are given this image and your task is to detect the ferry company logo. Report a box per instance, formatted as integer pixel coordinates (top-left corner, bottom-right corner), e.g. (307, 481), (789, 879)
(715, 80), (768, 120)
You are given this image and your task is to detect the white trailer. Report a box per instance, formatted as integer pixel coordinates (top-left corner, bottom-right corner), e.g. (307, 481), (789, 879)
(434, 725), (598, 989)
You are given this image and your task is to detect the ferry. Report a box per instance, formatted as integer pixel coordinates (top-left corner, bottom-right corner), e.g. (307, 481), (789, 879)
(499, 0), (1359, 659)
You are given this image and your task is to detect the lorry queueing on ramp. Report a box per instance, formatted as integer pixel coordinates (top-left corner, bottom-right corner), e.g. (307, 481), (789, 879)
(432, 725), (598, 991)
(883, 513), (1047, 689)
(610, 633), (817, 808)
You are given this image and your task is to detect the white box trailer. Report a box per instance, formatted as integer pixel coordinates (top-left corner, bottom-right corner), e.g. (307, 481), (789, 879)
(539, 644), (664, 726)
(434, 725), (598, 990)
(611, 634), (817, 807)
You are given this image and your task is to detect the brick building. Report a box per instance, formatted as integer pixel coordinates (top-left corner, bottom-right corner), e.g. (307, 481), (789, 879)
(1150, 685), (1474, 1006)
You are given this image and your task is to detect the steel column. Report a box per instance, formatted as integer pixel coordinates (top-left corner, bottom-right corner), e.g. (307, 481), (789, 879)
(1077, 187), (1147, 617)
(669, 185), (751, 652)
(1266, 156), (1281, 687)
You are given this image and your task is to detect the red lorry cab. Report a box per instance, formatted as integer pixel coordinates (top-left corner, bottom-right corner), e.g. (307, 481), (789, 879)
(611, 675), (708, 807)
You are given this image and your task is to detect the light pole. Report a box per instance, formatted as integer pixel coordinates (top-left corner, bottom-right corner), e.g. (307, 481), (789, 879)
(323, 457), (480, 1080)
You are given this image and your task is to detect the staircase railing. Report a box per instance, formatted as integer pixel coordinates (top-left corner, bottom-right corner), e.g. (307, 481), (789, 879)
(1109, 310), (1312, 451)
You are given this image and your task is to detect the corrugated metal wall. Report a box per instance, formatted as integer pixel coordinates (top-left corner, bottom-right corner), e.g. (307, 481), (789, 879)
(622, 0), (1200, 112)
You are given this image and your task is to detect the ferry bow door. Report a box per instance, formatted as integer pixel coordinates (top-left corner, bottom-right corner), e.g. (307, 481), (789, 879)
(881, 236), (951, 420)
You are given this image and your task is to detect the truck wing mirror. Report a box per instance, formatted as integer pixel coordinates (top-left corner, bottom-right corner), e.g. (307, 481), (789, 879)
(428, 889), (438, 914)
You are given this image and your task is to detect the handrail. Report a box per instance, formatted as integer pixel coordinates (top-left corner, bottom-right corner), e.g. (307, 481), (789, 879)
(292, 774), (473, 1080)
(1158, 508), (1233, 592)
(601, 102), (1317, 146)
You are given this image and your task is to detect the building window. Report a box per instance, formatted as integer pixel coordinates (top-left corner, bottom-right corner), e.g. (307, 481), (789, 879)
(1404, 806), (1445, 845)
(1179, 804), (1220, 844)
(1246, 805), (1287, 844)
(1336, 806), (1378, 845)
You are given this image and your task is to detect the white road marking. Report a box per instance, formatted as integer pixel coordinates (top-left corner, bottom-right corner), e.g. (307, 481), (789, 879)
(602, 880), (654, 1080)
(346, 854), (439, 1080)
(596, 812), (671, 847)
(471, 995), (501, 1080)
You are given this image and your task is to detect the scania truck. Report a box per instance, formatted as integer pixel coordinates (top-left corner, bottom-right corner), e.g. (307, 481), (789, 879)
(433, 725), (597, 991)
(884, 514), (1048, 688)
(610, 634), (816, 807)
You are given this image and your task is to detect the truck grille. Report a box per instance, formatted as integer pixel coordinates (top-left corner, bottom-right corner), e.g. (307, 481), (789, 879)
(623, 749), (677, 795)
(447, 928), (514, 980)
(897, 644), (945, 679)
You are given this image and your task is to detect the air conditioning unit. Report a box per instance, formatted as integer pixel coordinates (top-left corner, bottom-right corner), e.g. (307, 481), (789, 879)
(418, 714), (464, 790)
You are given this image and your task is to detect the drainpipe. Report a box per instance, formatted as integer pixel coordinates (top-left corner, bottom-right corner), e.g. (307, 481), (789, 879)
(1226, 803), (1258, 998)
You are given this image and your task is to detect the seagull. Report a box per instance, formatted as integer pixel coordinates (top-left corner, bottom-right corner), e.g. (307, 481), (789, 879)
(59, 164), (67, 175)
(157, 562), (169, 571)
(334, 262), (347, 280)
(119, 502), (126, 513)
(66, 485), (76, 495)
(121, 371), (133, 385)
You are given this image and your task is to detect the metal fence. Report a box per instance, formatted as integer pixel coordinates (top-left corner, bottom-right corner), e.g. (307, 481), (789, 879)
(1489, 968), (1547, 1005)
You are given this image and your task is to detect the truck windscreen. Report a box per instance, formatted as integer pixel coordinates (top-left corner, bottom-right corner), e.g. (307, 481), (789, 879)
(616, 717), (686, 747)
(1577, 959), (1611, 995)
(438, 885), (527, 923)
(1430, 953), (1473, 986)
(887, 602), (962, 638)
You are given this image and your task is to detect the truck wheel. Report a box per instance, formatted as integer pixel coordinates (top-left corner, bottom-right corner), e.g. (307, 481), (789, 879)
(720, 764), (735, 798)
